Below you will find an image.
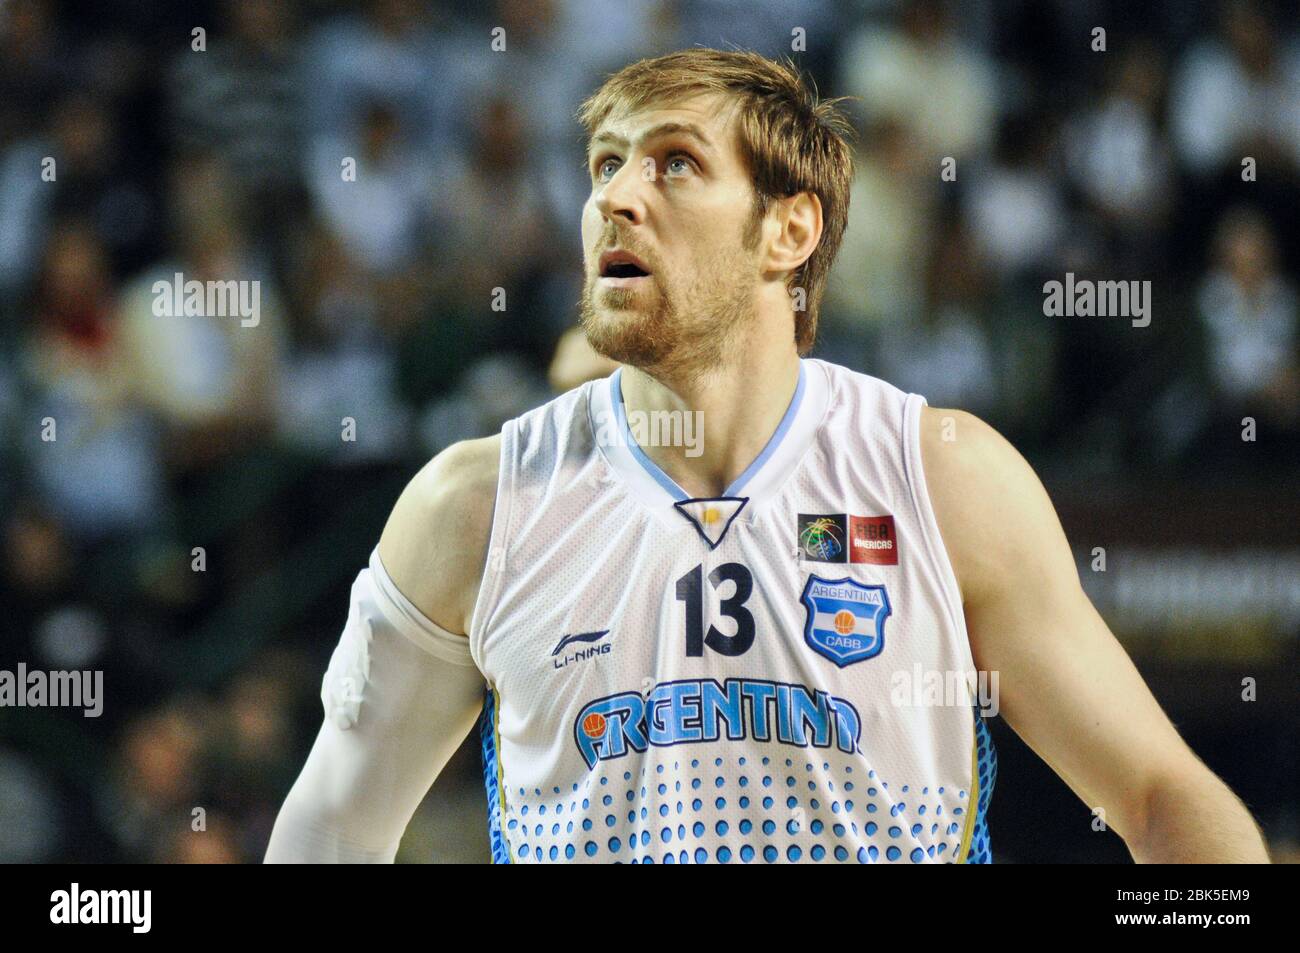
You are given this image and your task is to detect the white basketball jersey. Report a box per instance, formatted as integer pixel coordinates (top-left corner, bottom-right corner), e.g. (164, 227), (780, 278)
(469, 358), (996, 863)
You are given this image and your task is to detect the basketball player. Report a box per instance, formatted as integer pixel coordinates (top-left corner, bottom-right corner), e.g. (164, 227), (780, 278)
(265, 50), (1268, 863)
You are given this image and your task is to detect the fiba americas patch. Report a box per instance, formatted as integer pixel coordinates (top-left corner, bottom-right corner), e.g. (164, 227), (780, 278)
(798, 513), (899, 565)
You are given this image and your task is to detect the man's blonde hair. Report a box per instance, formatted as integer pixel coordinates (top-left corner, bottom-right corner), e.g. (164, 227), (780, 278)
(578, 48), (856, 354)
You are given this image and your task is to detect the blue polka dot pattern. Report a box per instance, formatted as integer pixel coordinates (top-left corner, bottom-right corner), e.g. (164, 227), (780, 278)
(963, 714), (998, 863)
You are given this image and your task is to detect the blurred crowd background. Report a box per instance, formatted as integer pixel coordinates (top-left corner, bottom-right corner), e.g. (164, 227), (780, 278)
(0, 0), (1296, 863)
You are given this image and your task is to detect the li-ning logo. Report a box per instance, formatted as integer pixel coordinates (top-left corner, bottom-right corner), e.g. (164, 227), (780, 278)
(552, 630), (611, 670)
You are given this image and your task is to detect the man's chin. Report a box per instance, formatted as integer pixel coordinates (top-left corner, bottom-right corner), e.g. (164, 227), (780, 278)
(581, 313), (672, 369)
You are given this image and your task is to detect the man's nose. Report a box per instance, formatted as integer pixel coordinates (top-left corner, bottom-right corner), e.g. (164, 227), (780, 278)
(594, 160), (650, 225)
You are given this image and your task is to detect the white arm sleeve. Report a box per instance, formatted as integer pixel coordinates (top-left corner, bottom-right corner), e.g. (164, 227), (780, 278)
(264, 548), (486, 863)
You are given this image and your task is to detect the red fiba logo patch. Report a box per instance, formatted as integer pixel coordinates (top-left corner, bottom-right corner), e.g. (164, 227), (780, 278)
(848, 515), (898, 565)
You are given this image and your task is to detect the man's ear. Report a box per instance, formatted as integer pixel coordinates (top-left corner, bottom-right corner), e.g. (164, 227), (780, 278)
(762, 192), (823, 277)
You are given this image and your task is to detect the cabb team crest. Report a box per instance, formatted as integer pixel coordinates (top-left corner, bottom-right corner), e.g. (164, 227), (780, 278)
(800, 575), (892, 667)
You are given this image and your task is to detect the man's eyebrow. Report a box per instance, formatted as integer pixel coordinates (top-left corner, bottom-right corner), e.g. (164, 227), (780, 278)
(587, 122), (717, 157)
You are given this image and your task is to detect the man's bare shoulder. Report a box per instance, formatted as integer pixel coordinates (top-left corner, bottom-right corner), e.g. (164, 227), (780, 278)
(378, 435), (502, 636)
(918, 406), (1077, 605)
(918, 406), (1023, 496)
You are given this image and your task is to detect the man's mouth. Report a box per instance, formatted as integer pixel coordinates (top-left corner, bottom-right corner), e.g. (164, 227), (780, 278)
(598, 249), (653, 286)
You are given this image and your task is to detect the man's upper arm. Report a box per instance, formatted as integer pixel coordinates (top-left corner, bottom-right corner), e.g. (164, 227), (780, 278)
(378, 434), (501, 636)
(264, 435), (502, 862)
(919, 407), (1204, 843)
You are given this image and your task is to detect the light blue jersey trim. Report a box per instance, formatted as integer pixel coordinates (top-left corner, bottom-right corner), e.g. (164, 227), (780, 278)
(610, 369), (689, 502)
(726, 363), (806, 496)
(610, 362), (807, 502)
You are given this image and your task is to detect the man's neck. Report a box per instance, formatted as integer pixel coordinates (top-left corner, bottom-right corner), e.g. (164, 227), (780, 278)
(619, 348), (802, 499)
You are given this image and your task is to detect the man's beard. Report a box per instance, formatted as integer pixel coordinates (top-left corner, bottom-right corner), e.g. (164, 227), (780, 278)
(580, 240), (758, 384)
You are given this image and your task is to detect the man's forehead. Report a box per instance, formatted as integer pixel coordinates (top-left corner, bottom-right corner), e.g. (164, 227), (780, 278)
(588, 93), (738, 154)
